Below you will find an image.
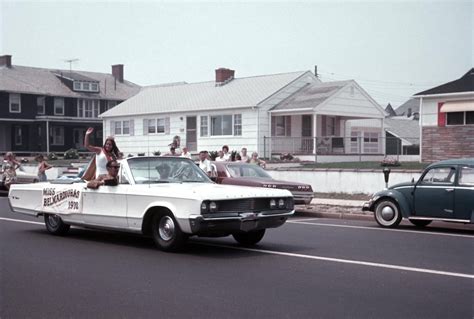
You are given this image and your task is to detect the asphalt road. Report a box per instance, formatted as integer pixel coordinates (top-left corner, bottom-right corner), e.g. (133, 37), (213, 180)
(1, 197), (473, 319)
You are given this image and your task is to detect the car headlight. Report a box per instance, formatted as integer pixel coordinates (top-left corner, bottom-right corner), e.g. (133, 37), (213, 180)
(209, 201), (217, 212)
(201, 202), (208, 211)
(278, 199), (285, 208)
(270, 199), (276, 209)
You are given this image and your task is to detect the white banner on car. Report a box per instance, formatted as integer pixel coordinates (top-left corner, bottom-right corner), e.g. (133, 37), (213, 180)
(42, 187), (82, 214)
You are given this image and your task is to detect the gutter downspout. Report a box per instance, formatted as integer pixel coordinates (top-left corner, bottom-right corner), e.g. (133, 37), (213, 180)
(419, 97), (423, 163)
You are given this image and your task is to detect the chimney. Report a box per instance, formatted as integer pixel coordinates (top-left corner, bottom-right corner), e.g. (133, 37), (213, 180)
(112, 64), (124, 83)
(407, 108), (412, 117)
(0, 55), (12, 68)
(215, 68), (235, 86)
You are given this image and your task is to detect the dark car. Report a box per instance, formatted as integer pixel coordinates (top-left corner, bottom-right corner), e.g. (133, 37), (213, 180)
(363, 158), (474, 228)
(212, 161), (313, 204)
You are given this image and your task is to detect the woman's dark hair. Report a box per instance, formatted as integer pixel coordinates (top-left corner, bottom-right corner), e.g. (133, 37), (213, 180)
(222, 145), (229, 152)
(103, 138), (120, 159)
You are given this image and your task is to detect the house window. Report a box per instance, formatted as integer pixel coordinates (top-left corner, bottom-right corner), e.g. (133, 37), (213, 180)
(211, 115), (232, 136)
(147, 119), (156, 134)
(77, 99), (100, 118)
(73, 82), (81, 90)
(106, 100), (118, 111)
(157, 118), (165, 133)
(9, 93), (21, 113)
(91, 83), (99, 91)
(350, 131), (360, 153)
(363, 132), (379, 153)
(200, 116), (208, 137)
(272, 116), (291, 137)
(51, 126), (64, 145)
(234, 114), (242, 136)
(447, 111), (474, 125)
(37, 97), (45, 115)
(14, 126), (22, 145)
(115, 120), (130, 135)
(82, 82), (90, 91)
(73, 81), (100, 93)
(54, 98), (65, 115)
(446, 112), (464, 125)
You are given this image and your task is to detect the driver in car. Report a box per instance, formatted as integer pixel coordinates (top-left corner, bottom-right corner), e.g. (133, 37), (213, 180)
(87, 160), (120, 189)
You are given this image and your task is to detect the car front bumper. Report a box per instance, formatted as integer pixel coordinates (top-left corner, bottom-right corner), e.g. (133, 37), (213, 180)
(188, 210), (294, 235)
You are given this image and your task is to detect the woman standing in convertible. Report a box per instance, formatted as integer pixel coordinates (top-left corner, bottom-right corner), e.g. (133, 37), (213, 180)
(84, 127), (121, 179)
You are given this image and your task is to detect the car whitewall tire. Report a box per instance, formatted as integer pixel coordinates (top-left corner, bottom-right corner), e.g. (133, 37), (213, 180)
(151, 213), (188, 252)
(44, 214), (70, 235)
(374, 199), (402, 228)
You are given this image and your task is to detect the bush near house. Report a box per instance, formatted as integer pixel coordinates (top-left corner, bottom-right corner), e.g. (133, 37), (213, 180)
(380, 156), (401, 167)
(48, 153), (58, 161)
(64, 149), (79, 160)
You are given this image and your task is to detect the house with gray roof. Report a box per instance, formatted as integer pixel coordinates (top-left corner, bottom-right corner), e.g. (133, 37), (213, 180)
(0, 54), (140, 154)
(413, 68), (474, 162)
(101, 68), (386, 161)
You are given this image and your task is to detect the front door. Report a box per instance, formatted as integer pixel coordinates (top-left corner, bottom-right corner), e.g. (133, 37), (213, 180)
(414, 166), (456, 218)
(73, 128), (85, 150)
(301, 115), (313, 152)
(186, 116), (197, 152)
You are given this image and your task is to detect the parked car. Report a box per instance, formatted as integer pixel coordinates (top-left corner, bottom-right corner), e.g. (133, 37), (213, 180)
(8, 157), (295, 251)
(211, 161), (313, 204)
(0, 163), (39, 191)
(363, 158), (474, 228)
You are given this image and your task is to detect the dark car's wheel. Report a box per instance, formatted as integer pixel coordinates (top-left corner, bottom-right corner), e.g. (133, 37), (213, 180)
(151, 213), (188, 252)
(44, 214), (70, 235)
(232, 229), (266, 246)
(374, 199), (402, 228)
(409, 219), (432, 227)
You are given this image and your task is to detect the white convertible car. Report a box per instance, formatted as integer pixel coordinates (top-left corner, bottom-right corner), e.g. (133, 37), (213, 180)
(8, 156), (295, 251)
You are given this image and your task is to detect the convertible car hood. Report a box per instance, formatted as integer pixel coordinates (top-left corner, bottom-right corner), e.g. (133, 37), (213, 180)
(136, 182), (292, 200)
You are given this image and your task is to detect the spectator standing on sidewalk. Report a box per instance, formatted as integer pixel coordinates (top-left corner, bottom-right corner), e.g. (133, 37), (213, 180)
(36, 154), (52, 182)
(249, 152), (266, 168)
(222, 145), (231, 161)
(2, 152), (20, 189)
(198, 151), (212, 176)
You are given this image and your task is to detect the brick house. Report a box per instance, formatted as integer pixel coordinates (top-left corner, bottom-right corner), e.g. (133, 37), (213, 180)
(414, 68), (474, 162)
(0, 54), (140, 154)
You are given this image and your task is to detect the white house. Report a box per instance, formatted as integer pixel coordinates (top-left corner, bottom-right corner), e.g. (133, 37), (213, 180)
(101, 68), (386, 161)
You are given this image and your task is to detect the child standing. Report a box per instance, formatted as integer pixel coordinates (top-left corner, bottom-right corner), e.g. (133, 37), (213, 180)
(36, 154), (52, 182)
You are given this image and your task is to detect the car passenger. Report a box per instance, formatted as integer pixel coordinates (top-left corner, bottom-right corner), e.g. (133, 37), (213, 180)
(84, 127), (121, 180)
(87, 160), (120, 189)
(198, 151), (212, 176)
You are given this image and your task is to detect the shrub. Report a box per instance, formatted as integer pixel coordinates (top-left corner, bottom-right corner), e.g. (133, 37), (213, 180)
(64, 148), (79, 159)
(208, 151), (218, 161)
(230, 150), (238, 161)
(153, 150), (161, 156)
(381, 156), (400, 167)
(48, 152), (58, 160)
(280, 153), (294, 161)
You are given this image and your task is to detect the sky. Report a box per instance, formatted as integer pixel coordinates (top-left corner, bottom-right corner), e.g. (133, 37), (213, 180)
(1, 0), (472, 108)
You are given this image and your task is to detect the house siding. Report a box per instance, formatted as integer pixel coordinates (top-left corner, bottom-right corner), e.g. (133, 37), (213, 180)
(422, 126), (474, 162)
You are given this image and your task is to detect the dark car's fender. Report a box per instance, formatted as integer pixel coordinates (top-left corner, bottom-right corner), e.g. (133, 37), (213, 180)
(367, 189), (412, 218)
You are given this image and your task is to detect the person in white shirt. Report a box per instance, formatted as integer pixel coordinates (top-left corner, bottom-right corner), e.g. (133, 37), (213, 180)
(198, 151), (212, 176)
(222, 145), (230, 161)
(215, 150), (226, 161)
(240, 147), (250, 163)
(180, 146), (192, 159)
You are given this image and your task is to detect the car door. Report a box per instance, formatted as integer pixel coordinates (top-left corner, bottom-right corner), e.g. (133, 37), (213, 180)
(81, 177), (129, 228)
(414, 165), (456, 218)
(454, 165), (474, 221)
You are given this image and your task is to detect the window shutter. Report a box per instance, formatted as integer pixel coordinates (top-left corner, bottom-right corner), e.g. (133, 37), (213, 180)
(110, 121), (115, 136)
(129, 119), (135, 136)
(437, 102), (446, 127)
(286, 116), (291, 136)
(165, 117), (170, 134)
(143, 119), (148, 135)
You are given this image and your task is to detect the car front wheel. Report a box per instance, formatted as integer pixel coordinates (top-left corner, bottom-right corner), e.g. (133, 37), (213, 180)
(232, 229), (265, 246)
(151, 213), (187, 252)
(409, 219), (432, 227)
(44, 214), (70, 235)
(374, 199), (402, 228)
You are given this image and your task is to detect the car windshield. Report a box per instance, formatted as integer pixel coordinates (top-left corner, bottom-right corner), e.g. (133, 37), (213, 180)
(128, 157), (211, 184)
(227, 164), (272, 178)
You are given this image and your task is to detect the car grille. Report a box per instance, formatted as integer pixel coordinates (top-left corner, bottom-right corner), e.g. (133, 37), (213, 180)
(217, 197), (293, 212)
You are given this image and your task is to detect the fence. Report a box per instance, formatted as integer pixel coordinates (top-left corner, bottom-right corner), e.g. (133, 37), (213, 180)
(263, 136), (419, 161)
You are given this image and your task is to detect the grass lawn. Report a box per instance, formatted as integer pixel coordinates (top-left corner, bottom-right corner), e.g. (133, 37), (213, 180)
(300, 161), (428, 170)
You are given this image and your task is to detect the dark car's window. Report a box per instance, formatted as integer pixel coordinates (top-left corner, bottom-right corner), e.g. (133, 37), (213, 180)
(421, 167), (455, 184)
(458, 166), (474, 186)
(227, 164), (271, 178)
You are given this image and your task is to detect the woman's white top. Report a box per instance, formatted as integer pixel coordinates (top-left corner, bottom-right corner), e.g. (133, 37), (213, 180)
(95, 151), (108, 177)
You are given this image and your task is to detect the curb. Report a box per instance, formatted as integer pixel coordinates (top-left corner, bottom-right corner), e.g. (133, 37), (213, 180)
(295, 204), (373, 221)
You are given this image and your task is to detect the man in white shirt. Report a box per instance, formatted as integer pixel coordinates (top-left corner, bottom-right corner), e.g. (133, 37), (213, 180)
(198, 151), (212, 176)
(222, 145), (231, 161)
(180, 146), (192, 159)
(215, 150), (226, 161)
